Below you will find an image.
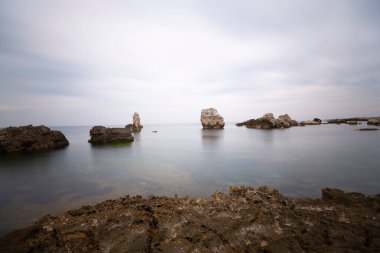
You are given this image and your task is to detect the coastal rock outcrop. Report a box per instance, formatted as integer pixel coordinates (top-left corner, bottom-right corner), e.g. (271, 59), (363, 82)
(0, 125), (69, 152)
(368, 118), (380, 126)
(300, 118), (322, 126)
(240, 113), (298, 129)
(200, 108), (225, 129)
(126, 112), (143, 132)
(1, 186), (379, 252)
(88, 126), (134, 144)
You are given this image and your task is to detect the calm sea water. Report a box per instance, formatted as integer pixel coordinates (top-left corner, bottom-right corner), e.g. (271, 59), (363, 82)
(0, 123), (379, 234)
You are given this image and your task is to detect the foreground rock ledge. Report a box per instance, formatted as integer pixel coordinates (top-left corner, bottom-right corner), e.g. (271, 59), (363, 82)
(1, 186), (379, 253)
(0, 125), (69, 152)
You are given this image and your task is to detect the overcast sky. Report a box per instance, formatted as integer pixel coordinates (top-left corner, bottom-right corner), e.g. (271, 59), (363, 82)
(1, 0), (380, 126)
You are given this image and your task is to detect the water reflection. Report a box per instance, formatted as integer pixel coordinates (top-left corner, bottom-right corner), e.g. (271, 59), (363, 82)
(201, 129), (224, 150)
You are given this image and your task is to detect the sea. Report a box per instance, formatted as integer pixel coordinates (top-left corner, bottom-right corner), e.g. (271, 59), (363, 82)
(0, 123), (379, 235)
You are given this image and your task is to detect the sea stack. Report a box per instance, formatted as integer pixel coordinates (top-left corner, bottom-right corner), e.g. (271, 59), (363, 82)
(126, 112), (143, 132)
(0, 125), (69, 152)
(200, 108), (225, 129)
(88, 126), (134, 144)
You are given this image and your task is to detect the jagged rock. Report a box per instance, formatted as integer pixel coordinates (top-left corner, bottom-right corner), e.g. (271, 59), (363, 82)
(0, 125), (69, 152)
(200, 108), (225, 129)
(1, 185), (379, 252)
(278, 114), (299, 127)
(244, 113), (298, 129)
(88, 126), (134, 144)
(347, 121), (358, 125)
(368, 118), (380, 126)
(126, 113), (143, 132)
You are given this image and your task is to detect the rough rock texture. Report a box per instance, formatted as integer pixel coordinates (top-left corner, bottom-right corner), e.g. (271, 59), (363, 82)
(201, 108), (225, 129)
(132, 112), (143, 132)
(0, 125), (69, 152)
(88, 126), (134, 144)
(1, 186), (379, 253)
(368, 118), (380, 126)
(241, 113), (298, 129)
(299, 118), (322, 126)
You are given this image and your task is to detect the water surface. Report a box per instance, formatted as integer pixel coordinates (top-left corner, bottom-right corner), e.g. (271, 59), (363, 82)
(0, 123), (379, 234)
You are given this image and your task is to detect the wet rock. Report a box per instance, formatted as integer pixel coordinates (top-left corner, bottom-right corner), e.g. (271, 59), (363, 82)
(368, 118), (380, 126)
(88, 126), (134, 144)
(200, 108), (225, 129)
(1, 186), (379, 252)
(347, 121), (358, 125)
(0, 125), (69, 152)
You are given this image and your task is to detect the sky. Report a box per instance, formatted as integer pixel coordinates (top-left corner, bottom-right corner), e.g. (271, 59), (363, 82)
(1, 0), (380, 126)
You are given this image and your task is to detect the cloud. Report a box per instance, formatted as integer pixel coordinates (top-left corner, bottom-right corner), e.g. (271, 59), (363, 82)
(0, 0), (379, 126)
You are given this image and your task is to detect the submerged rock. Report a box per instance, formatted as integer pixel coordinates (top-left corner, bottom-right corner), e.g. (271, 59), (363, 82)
(0, 125), (69, 152)
(1, 185), (379, 252)
(242, 113), (298, 129)
(88, 126), (134, 144)
(200, 108), (225, 129)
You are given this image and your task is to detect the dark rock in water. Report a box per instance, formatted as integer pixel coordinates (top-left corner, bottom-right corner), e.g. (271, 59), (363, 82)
(358, 128), (378, 131)
(368, 118), (380, 126)
(244, 113), (298, 129)
(88, 126), (134, 144)
(327, 117), (376, 124)
(200, 108), (225, 129)
(347, 121), (358, 125)
(1, 185), (379, 252)
(235, 121), (247, 127)
(0, 125), (69, 152)
(299, 118), (322, 126)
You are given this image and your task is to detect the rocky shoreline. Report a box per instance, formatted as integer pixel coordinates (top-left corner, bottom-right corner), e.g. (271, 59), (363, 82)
(1, 185), (379, 253)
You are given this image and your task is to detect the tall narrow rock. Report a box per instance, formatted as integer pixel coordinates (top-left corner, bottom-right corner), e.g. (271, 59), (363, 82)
(200, 108), (225, 129)
(126, 112), (143, 132)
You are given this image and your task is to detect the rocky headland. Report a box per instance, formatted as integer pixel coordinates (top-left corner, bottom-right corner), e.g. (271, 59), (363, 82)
(237, 113), (298, 129)
(0, 185), (379, 253)
(327, 117), (380, 124)
(200, 108), (225, 129)
(0, 125), (69, 152)
(88, 126), (134, 144)
(126, 112), (143, 132)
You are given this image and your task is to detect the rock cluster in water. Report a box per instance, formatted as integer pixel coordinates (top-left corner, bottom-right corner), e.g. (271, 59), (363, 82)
(126, 112), (143, 132)
(0, 125), (69, 152)
(88, 126), (134, 144)
(299, 118), (322, 126)
(1, 185), (379, 252)
(237, 113), (298, 129)
(200, 108), (225, 129)
(368, 118), (380, 126)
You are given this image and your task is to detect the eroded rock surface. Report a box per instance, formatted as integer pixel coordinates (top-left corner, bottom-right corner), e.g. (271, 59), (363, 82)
(1, 186), (379, 253)
(88, 126), (134, 144)
(0, 125), (69, 152)
(239, 113), (298, 129)
(201, 108), (225, 129)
